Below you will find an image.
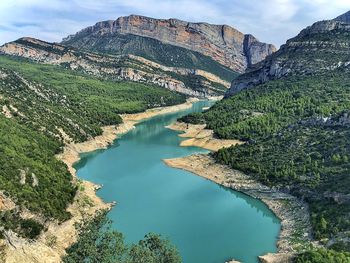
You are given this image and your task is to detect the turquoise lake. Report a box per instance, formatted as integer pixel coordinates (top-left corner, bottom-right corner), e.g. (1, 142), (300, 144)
(75, 100), (280, 263)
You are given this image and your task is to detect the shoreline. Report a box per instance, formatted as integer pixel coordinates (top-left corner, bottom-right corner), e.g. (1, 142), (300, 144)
(166, 121), (243, 151)
(3, 95), (311, 263)
(3, 98), (198, 263)
(163, 154), (312, 263)
(57, 98), (199, 178)
(163, 119), (314, 262)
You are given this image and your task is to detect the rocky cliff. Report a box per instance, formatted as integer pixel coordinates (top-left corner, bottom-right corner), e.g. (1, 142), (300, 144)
(226, 12), (350, 96)
(62, 15), (276, 73)
(0, 38), (230, 97)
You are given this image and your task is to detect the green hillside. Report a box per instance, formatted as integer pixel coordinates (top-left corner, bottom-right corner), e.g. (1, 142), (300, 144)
(180, 70), (350, 140)
(0, 55), (185, 238)
(179, 19), (350, 260)
(181, 70), (350, 253)
(0, 56), (185, 142)
(214, 112), (350, 239)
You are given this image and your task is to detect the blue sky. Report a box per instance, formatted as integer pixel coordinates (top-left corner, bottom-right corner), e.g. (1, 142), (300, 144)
(0, 0), (349, 47)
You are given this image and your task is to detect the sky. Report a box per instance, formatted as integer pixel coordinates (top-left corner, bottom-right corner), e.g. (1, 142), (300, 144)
(0, 0), (349, 47)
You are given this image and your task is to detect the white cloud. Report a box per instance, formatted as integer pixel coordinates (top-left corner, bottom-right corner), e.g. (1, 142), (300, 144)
(116, 0), (223, 22)
(260, 0), (300, 22)
(301, 0), (349, 20)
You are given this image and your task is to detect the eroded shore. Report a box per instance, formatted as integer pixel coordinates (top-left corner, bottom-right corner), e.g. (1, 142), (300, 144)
(166, 122), (243, 151)
(3, 97), (312, 263)
(164, 153), (312, 262)
(3, 99), (197, 263)
(164, 116), (315, 262)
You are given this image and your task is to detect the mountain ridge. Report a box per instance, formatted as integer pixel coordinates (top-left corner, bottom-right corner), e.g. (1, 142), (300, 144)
(61, 14), (276, 73)
(0, 37), (233, 97)
(226, 15), (350, 96)
(334, 10), (350, 23)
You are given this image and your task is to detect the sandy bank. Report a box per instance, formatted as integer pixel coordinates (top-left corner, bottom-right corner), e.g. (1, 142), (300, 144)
(3, 99), (197, 263)
(57, 98), (198, 176)
(164, 154), (312, 262)
(122, 98), (198, 122)
(166, 122), (243, 151)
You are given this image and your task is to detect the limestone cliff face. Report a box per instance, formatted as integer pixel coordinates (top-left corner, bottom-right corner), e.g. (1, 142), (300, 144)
(62, 15), (276, 72)
(243, 34), (275, 66)
(226, 16), (350, 97)
(0, 38), (228, 97)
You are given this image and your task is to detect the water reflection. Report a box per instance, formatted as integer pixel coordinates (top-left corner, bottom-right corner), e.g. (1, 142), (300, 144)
(217, 184), (280, 223)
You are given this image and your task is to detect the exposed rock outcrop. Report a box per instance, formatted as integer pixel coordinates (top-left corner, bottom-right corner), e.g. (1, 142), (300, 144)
(62, 15), (276, 73)
(226, 12), (350, 96)
(299, 111), (350, 128)
(166, 121), (243, 151)
(259, 253), (295, 263)
(0, 38), (228, 97)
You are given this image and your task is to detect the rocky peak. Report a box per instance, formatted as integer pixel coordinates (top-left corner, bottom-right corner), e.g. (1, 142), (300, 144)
(14, 37), (67, 51)
(334, 10), (350, 24)
(0, 37), (71, 62)
(226, 16), (350, 97)
(62, 15), (276, 73)
(243, 34), (276, 67)
(294, 19), (350, 40)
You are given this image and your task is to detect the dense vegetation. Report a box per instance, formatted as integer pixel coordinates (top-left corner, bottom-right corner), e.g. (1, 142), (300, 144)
(181, 70), (350, 141)
(295, 248), (350, 263)
(63, 210), (181, 263)
(0, 115), (76, 220)
(181, 70), (350, 254)
(63, 33), (239, 83)
(0, 55), (185, 142)
(214, 114), (350, 241)
(0, 55), (185, 238)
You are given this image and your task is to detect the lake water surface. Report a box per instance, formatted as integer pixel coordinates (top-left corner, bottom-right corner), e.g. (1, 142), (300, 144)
(75, 100), (280, 263)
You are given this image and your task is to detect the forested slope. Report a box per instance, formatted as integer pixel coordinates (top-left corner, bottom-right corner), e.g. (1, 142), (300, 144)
(180, 14), (350, 261)
(181, 70), (350, 140)
(0, 55), (185, 239)
(0, 56), (185, 142)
